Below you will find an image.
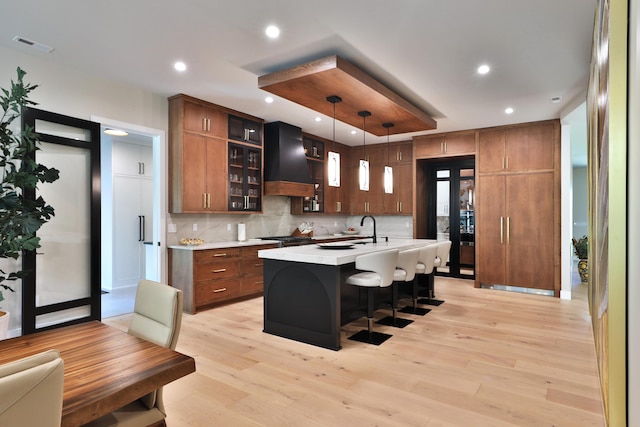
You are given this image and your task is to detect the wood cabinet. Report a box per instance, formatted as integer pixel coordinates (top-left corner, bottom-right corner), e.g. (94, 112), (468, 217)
(414, 131), (476, 158)
(350, 144), (386, 214)
(173, 132), (227, 212)
(477, 173), (555, 290)
(475, 120), (560, 295)
(384, 142), (413, 215)
(477, 121), (555, 173)
(169, 94), (263, 213)
(169, 243), (278, 314)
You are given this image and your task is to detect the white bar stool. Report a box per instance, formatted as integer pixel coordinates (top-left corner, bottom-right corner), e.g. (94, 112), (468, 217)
(400, 243), (438, 315)
(377, 247), (421, 328)
(345, 248), (399, 345)
(420, 240), (452, 306)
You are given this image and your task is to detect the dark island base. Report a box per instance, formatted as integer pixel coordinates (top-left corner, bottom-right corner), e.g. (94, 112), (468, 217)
(263, 259), (434, 350)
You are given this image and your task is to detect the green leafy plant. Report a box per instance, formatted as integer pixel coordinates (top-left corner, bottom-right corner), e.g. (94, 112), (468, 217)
(571, 235), (588, 260)
(0, 67), (59, 303)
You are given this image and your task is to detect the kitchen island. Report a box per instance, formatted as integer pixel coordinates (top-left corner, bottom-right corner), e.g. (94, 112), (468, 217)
(259, 238), (436, 350)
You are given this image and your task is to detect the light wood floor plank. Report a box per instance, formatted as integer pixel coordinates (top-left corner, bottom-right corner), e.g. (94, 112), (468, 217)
(105, 277), (604, 426)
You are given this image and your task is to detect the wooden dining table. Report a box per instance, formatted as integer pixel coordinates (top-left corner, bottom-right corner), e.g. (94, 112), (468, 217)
(0, 320), (196, 426)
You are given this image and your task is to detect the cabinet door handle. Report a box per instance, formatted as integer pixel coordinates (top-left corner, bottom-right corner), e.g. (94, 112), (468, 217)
(213, 253), (227, 257)
(500, 216), (504, 244)
(399, 201), (402, 212)
(505, 156), (509, 169)
(213, 268), (227, 273)
(444, 141), (447, 153)
(213, 287), (227, 293)
(203, 193), (207, 209)
(502, 157), (505, 169)
(506, 217), (511, 244)
(207, 193), (211, 208)
(202, 118), (207, 132)
(207, 118), (211, 132)
(336, 201), (341, 212)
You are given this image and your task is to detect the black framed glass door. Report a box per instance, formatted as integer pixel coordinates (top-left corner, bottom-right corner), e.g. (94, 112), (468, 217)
(21, 108), (101, 334)
(424, 157), (475, 279)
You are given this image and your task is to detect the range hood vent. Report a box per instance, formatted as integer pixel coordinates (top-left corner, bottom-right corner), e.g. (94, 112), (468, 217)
(263, 121), (314, 197)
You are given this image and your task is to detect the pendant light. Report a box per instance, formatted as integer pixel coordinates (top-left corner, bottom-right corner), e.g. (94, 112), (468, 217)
(358, 111), (371, 191)
(383, 122), (394, 194)
(326, 95), (342, 187)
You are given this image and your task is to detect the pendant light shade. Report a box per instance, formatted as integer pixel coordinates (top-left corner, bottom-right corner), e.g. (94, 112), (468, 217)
(327, 96), (342, 188)
(358, 111), (371, 191)
(383, 122), (394, 194)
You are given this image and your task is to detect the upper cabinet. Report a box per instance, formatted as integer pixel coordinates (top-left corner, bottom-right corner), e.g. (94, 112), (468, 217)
(228, 114), (262, 145)
(414, 132), (476, 159)
(477, 121), (556, 173)
(183, 100), (227, 138)
(169, 94), (263, 213)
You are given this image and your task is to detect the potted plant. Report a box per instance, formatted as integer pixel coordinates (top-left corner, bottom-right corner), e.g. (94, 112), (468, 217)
(0, 67), (59, 338)
(571, 235), (589, 283)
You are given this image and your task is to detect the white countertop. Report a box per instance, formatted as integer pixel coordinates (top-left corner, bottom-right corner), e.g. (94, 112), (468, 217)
(258, 238), (438, 266)
(167, 235), (368, 251)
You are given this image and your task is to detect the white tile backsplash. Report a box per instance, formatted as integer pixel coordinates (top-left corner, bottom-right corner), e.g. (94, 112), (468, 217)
(167, 195), (413, 245)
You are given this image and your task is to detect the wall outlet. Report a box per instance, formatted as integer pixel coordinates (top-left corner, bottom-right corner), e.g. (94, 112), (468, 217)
(192, 224), (198, 232)
(168, 223), (177, 233)
(406, 222), (410, 228)
(227, 223), (232, 231)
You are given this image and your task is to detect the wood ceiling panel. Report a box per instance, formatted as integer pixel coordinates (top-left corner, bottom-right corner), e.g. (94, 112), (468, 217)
(258, 55), (437, 136)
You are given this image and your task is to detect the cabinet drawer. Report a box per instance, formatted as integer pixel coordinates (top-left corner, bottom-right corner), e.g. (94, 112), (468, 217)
(196, 279), (241, 306)
(195, 259), (239, 281)
(242, 260), (264, 277)
(195, 248), (241, 263)
(242, 274), (264, 295)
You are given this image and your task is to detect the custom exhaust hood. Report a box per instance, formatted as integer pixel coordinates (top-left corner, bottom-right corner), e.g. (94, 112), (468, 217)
(263, 121), (314, 197)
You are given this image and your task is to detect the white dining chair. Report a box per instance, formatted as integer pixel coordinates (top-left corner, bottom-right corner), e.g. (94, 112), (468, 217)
(0, 349), (64, 427)
(83, 279), (183, 427)
(345, 249), (399, 345)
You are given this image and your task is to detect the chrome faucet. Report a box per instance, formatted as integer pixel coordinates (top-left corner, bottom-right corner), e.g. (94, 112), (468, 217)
(360, 215), (377, 244)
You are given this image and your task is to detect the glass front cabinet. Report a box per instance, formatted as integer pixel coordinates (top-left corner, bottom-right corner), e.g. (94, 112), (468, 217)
(228, 143), (262, 211)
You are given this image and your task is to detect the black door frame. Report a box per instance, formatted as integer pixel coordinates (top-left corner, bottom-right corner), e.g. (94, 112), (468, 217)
(21, 107), (101, 334)
(423, 156), (475, 279)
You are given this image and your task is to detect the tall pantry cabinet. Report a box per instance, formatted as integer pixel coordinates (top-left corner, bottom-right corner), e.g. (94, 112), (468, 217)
(475, 120), (560, 295)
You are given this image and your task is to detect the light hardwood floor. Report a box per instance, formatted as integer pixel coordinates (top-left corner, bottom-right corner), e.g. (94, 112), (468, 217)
(105, 277), (604, 426)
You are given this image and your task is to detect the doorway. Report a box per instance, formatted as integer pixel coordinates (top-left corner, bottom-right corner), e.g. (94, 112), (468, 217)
(94, 117), (166, 319)
(422, 157), (475, 279)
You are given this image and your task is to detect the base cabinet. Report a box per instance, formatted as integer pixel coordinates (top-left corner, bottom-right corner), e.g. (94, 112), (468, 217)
(169, 243), (277, 314)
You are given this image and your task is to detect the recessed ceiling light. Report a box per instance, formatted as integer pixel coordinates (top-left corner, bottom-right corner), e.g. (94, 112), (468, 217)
(104, 128), (128, 136)
(477, 64), (490, 75)
(314, 117), (321, 122)
(174, 61), (187, 72)
(505, 107), (514, 114)
(265, 25), (280, 39)
(265, 96), (274, 103)
(551, 96), (562, 104)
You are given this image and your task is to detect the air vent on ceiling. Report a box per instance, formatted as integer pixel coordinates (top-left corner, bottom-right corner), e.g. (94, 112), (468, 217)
(12, 36), (54, 53)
